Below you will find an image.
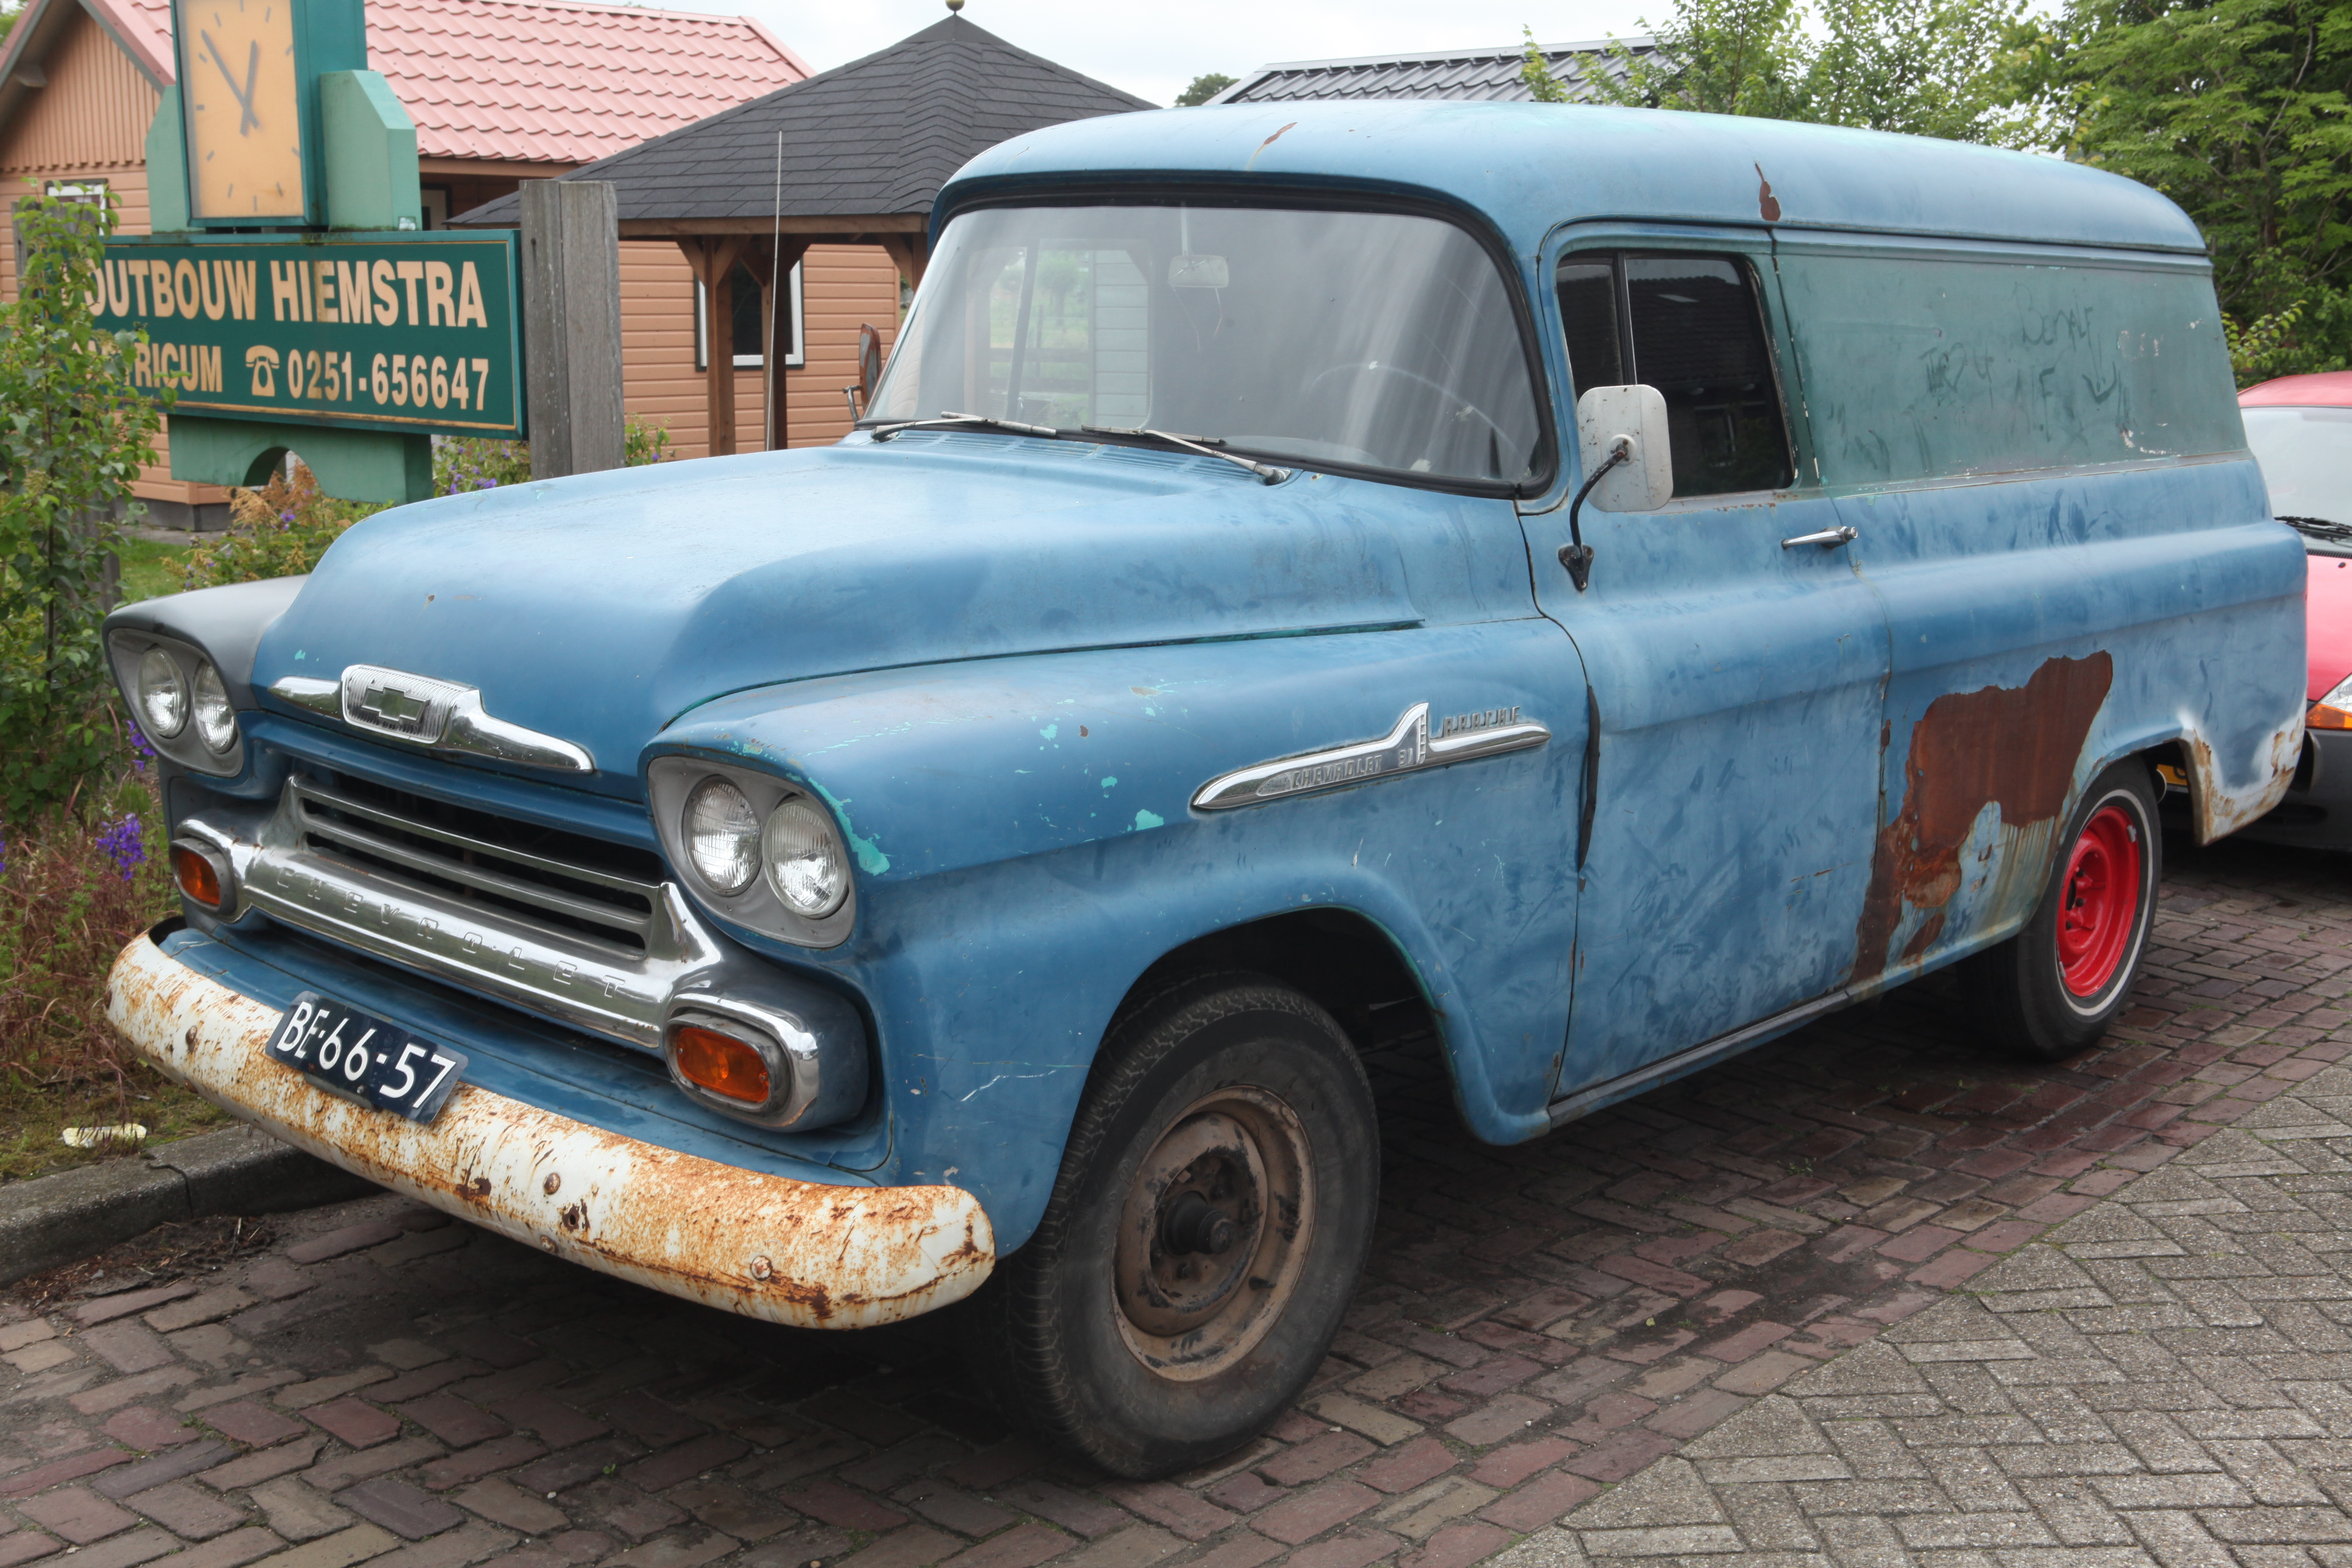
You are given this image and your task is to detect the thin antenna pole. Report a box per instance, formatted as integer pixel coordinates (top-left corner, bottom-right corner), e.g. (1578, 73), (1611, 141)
(767, 129), (783, 449)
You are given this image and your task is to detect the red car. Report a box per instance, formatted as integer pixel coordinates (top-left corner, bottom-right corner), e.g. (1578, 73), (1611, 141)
(2241, 371), (2352, 844)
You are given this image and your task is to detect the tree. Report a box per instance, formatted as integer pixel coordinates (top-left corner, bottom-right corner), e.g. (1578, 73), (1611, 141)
(0, 188), (168, 821)
(1174, 73), (1237, 106)
(1530, 0), (2035, 143)
(2019, 0), (2352, 379)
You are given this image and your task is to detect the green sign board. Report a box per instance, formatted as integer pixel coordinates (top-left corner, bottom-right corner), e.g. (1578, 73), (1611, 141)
(97, 230), (525, 439)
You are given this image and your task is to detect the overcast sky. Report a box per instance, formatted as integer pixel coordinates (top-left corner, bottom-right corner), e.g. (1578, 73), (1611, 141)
(740, 1), (1659, 111)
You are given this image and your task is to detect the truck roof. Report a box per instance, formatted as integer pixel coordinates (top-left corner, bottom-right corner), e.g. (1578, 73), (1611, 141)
(937, 101), (2208, 261)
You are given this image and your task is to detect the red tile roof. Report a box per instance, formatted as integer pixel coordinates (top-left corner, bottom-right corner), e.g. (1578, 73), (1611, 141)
(98, 0), (808, 165)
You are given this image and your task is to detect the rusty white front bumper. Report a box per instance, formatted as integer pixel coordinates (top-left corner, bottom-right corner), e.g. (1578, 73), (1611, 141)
(106, 932), (993, 1328)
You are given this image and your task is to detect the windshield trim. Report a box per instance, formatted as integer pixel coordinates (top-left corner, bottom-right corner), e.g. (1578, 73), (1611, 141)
(883, 183), (1560, 501)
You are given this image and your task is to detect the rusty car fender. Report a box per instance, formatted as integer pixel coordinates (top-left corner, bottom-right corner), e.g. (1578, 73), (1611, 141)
(105, 932), (993, 1328)
(2177, 706), (2306, 843)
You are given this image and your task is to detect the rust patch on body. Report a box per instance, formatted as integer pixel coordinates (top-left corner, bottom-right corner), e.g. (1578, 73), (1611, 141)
(1755, 163), (1782, 222)
(1854, 651), (2113, 980)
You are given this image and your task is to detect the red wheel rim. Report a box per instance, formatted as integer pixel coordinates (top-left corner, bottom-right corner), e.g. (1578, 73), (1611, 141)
(2057, 803), (2142, 998)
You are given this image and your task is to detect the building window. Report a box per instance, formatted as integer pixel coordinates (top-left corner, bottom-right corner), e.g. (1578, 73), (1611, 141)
(43, 179), (107, 206)
(696, 259), (803, 370)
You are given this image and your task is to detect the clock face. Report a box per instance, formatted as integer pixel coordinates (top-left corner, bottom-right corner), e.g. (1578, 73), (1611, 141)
(179, 0), (304, 221)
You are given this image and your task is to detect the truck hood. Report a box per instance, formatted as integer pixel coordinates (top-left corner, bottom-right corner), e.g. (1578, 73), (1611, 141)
(253, 434), (1455, 785)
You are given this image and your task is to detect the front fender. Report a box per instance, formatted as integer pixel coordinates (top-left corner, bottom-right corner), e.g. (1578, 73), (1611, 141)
(647, 623), (1587, 1248)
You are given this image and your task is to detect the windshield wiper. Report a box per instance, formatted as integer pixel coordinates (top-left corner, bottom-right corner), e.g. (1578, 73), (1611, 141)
(2279, 514), (2352, 544)
(1082, 426), (1293, 485)
(867, 410), (1060, 442)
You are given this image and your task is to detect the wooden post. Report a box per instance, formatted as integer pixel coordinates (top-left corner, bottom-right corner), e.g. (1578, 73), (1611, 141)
(765, 238), (810, 450)
(521, 180), (624, 479)
(877, 233), (927, 293)
(680, 235), (749, 457)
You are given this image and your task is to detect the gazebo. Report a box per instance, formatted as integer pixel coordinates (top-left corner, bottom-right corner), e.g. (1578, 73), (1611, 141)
(461, 10), (1151, 454)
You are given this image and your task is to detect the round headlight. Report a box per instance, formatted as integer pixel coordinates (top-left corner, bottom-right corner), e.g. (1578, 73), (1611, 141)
(683, 777), (760, 895)
(762, 796), (848, 917)
(191, 661), (235, 754)
(137, 647), (187, 738)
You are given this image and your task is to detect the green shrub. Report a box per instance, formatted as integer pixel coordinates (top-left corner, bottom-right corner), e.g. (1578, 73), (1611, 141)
(0, 187), (168, 822)
(171, 464), (386, 591)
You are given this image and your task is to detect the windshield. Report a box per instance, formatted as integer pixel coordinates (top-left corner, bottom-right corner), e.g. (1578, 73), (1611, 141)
(865, 203), (1547, 489)
(2244, 405), (2352, 553)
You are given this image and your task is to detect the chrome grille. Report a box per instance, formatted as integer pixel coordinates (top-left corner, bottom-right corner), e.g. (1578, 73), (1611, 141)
(207, 771), (730, 1052)
(291, 777), (660, 954)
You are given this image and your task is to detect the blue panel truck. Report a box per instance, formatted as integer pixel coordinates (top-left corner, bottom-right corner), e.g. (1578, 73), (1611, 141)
(105, 103), (2303, 1477)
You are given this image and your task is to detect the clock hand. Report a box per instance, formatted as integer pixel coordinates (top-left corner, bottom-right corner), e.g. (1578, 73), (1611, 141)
(240, 41), (260, 133)
(200, 29), (260, 134)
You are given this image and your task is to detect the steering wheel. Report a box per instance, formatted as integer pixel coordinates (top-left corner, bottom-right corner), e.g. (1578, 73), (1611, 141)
(1300, 361), (1514, 446)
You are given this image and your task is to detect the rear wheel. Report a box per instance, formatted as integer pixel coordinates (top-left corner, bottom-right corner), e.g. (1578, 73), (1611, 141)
(1966, 759), (2161, 1061)
(970, 974), (1379, 1478)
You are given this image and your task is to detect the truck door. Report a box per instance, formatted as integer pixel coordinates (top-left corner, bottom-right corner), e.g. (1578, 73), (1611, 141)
(1521, 238), (1895, 1104)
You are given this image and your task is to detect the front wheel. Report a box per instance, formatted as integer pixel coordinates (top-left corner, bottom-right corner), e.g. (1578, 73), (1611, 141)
(1965, 759), (2161, 1061)
(970, 975), (1380, 1478)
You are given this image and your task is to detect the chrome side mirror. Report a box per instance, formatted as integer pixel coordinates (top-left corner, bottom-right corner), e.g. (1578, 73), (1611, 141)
(1574, 385), (1674, 511)
(1558, 384), (1674, 594)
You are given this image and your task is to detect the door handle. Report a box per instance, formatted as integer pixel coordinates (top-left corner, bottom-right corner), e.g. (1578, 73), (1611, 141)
(1781, 525), (1857, 550)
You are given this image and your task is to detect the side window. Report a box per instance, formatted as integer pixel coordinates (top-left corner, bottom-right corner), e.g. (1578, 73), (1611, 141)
(1772, 252), (2241, 485)
(1555, 251), (1792, 497)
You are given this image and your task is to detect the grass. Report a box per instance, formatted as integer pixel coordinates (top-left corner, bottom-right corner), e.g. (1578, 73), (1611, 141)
(0, 1082), (228, 1182)
(0, 534), (228, 1182)
(0, 763), (232, 1185)
(116, 536), (190, 603)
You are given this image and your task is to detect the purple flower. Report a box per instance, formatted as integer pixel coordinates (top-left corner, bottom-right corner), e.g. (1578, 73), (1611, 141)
(127, 722), (155, 773)
(96, 814), (144, 881)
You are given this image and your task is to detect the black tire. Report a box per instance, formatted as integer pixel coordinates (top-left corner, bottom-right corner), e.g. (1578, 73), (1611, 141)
(1965, 759), (2161, 1062)
(968, 973), (1380, 1478)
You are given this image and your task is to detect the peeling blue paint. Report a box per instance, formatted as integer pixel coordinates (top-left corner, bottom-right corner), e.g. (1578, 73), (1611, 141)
(1132, 808), (1164, 831)
(809, 781), (891, 874)
(1100, 776), (1118, 789)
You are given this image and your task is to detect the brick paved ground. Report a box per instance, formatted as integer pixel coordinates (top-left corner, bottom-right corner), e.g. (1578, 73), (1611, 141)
(1508, 1035), (2352, 1568)
(1, 830), (2346, 1568)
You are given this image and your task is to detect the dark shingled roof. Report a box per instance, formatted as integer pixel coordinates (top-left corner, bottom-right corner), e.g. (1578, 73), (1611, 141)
(459, 13), (1153, 226)
(1211, 39), (1658, 106)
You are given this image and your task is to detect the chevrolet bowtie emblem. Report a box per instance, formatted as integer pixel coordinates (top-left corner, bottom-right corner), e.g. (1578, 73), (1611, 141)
(356, 682), (434, 733)
(265, 665), (597, 774)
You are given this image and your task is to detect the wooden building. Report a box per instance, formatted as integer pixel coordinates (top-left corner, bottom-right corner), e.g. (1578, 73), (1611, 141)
(0, 0), (907, 523)
(457, 13), (1152, 460)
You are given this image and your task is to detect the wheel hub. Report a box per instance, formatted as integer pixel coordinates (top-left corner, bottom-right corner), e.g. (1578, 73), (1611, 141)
(1114, 1087), (1313, 1381)
(2056, 802), (2143, 999)
(1161, 1191), (1238, 1256)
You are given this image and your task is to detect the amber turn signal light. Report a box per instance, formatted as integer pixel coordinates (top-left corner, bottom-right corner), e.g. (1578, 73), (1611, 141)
(2310, 701), (2352, 731)
(672, 1024), (772, 1104)
(170, 843), (223, 908)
